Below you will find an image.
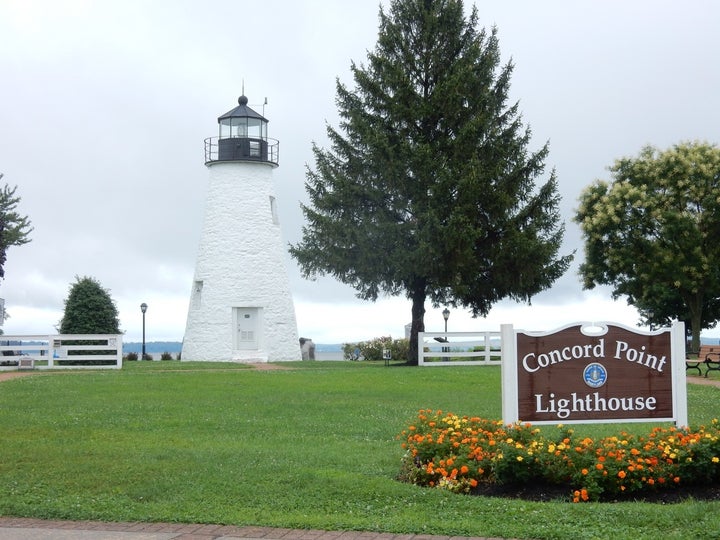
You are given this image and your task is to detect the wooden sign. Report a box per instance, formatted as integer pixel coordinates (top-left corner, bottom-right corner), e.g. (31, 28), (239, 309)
(501, 322), (687, 426)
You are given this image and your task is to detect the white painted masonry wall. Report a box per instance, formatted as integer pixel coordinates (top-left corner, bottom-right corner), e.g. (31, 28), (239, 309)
(182, 160), (301, 362)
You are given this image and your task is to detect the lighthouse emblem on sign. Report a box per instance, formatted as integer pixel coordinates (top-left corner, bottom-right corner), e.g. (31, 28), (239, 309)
(583, 362), (607, 388)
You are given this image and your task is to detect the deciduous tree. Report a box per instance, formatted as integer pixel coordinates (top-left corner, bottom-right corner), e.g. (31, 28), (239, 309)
(575, 141), (720, 352)
(290, 0), (571, 363)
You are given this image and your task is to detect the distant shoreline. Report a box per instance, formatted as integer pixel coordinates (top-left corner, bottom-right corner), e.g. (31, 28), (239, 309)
(122, 341), (344, 355)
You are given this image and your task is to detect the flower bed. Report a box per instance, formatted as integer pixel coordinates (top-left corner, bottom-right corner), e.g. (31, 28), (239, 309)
(398, 409), (720, 502)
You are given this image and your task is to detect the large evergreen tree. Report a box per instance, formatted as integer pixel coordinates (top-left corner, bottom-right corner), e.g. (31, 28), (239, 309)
(290, 0), (571, 363)
(59, 276), (121, 334)
(0, 174), (33, 279)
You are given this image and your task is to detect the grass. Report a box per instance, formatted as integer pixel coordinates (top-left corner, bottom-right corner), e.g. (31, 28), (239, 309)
(0, 361), (719, 539)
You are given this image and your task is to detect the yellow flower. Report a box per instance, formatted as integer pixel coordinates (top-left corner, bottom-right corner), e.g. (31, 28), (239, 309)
(516, 456), (524, 462)
(713, 457), (720, 463)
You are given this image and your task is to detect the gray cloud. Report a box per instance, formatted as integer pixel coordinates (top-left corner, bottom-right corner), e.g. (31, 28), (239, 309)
(1, 0), (718, 342)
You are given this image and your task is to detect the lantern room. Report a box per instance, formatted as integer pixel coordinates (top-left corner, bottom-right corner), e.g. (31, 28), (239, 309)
(206, 95), (279, 165)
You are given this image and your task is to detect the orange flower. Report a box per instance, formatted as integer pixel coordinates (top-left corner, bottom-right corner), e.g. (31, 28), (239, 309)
(469, 478), (478, 487)
(595, 463), (604, 471)
(618, 470), (626, 479)
(581, 468), (589, 475)
(460, 465), (469, 474)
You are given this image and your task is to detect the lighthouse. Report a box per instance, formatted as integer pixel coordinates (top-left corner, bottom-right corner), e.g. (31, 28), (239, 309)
(181, 94), (301, 362)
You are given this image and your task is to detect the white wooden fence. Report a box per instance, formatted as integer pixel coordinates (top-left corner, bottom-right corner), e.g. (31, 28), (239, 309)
(0, 334), (123, 370)
(418, 331), (501, 366)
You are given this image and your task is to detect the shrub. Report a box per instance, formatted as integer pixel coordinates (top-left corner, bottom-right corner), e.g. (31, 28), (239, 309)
(160, 351), (173, 361)
(58, 276), (120, 334)
(398, 410), (720, 502)
(343, 337), (409, 361)
(358, 336), (391, 360)
(342, 343), (361, 360)
(388, 338), (409, 361)
(124, 352), (138, 361)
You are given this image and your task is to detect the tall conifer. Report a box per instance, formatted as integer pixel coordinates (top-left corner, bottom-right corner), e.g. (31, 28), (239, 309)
(291, 0), (571, 363)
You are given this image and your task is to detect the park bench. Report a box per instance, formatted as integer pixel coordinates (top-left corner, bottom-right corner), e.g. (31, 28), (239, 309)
(702, 345), (720, 377)
(686, 345), (720, 377)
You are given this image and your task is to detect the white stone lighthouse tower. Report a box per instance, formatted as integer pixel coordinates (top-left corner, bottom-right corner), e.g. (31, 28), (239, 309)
(182, 94), (301, 362)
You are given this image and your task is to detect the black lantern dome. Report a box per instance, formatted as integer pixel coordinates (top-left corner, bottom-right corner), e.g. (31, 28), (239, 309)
(205, 94), (279, 165)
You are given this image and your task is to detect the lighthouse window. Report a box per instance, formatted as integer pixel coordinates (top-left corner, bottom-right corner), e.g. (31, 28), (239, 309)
(249, 140), (261, 157)
(193, 280), (203, 307)
(269, 196), (279, 224)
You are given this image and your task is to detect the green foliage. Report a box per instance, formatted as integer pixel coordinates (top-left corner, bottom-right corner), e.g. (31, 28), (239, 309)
(575, 141), (720, 352)
(400, 410), (720, 502)
(290, 0), (572, 364)
(342, 342), (361, 360)
(58, 275), (121, 334)
(0, 174), (33, 279)
(343, 336), (409, 361)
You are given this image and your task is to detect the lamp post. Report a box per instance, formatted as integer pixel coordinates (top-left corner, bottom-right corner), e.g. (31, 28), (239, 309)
(442, 308), (450, 353)
(140, 303), (148, 360)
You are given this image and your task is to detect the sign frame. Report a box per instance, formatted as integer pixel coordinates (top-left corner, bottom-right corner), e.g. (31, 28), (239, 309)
(501, 321), (687, 427)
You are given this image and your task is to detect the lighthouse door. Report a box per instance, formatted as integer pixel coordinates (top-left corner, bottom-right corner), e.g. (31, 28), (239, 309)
(234, 307), (259, 350)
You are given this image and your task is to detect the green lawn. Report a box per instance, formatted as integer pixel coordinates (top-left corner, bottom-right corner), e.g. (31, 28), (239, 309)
(1, 361), (719, 540)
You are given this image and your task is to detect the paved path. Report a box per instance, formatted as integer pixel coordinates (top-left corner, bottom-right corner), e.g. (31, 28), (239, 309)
(0, 518), (506, 540)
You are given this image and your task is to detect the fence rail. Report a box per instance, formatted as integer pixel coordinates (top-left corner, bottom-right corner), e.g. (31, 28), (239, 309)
(0, 334), (123, 370)
(418, 331), (501, 366)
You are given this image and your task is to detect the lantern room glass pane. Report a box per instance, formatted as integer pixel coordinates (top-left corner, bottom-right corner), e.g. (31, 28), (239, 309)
(219, 119), (232, 138)
(232, 118), (248, 138)
(247, 118), (263, 138)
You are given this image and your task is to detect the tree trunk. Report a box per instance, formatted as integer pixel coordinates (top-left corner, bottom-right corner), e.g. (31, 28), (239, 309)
(407, 281), (427, 365)
(688, 293), (704, 354)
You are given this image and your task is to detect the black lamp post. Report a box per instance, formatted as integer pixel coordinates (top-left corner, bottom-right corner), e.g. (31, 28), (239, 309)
(140, 303), (148, 360)
(442, 308), (450, 353)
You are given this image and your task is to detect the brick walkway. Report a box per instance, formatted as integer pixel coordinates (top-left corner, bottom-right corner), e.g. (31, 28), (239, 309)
(0, 518), (506, 540)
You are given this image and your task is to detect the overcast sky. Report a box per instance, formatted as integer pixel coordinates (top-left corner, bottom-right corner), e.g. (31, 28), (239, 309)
(1, 0), (719, 344)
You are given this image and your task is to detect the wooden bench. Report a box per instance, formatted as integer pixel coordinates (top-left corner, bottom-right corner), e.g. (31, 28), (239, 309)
(687, 345), (720, 377)
(702, 345), (720, 377)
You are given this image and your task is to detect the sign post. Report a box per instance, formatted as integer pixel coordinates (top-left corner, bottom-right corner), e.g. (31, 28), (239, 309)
(502, 321), (687, 427)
